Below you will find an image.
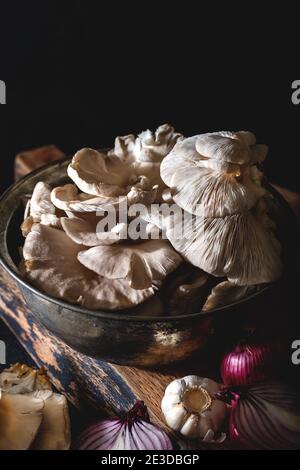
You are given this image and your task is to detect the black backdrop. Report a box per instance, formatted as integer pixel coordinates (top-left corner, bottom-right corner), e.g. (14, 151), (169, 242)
(0, 2), (299, 194)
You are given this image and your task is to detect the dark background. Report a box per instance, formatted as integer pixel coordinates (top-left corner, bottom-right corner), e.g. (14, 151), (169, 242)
(0, 2), (299, 194)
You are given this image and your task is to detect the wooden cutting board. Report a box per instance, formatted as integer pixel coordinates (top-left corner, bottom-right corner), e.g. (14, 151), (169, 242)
(0, 146), (299, 449)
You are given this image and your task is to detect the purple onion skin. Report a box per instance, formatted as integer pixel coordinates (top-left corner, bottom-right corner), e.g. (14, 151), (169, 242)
(76, 401), (173, 451)
(221, 341), (273, 387)
(217, 383), (300, 450)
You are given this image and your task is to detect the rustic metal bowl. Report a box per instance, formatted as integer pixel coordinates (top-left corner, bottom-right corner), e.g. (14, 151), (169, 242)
(0, 156), (297, 366)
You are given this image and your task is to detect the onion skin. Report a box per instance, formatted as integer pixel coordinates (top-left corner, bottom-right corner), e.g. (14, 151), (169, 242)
(217, 383), (300, 450)
(221, 340), (273, 387)
(76, 401), (173, 451)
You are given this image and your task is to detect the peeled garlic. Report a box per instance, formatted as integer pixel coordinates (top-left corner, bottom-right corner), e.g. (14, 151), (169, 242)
(161, 375), (228, 441)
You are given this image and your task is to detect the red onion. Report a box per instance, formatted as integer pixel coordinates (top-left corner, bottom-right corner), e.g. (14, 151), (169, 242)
(216, 382), (300, 449)
(77, 401), (173, 450)
(221, 340), (273, 386)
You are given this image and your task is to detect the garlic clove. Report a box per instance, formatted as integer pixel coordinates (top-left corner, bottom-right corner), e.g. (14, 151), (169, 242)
(180, 413), (200, 439)
(163, 403), (188, 431)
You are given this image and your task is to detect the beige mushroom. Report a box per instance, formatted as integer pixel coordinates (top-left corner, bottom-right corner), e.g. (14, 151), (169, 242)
(202, 280), (261, 311)
(0, 363), (52, 394)
(166, 267), (210, 315)
(67, 148), (132, 197)
(108, 124), (183, 200)
(158, 131), (282, 286)
(127, 176), (158, 206)
(21, 182), (62, 236)
(61, 216), (127, 246)
(195, 131), (268, 165)
(110, 124), (183, 163)
(51, 183), (124, 212)
(134, 123), (183, 163)
(77, 239), (182, 290)
(22, 224), (158, 309)
(31, 390), (71, 450)
(160, 135), (267, 217)
(0, 392), (44, 450)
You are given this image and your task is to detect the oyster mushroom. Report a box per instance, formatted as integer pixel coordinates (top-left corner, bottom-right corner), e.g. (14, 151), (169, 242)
(158, 131), (282, 285)
(202, 280), (261, 311)
(160, 134), (267, 217)
(67, 148), (132, 197)
(110, 123), (183, 163)
(0, 392), (44, 450)
(134, 123), (183, 163)
(0, 363), (52, 394)
(195, 131), (268, 166)
(0, 365), (71, 450)
(61, 216), (128, 246)
(31, 390), (71, 450)
(150, 205), (282, 285)
(77, 239), (182, 290)
(21, 182), (62, 236)
(51, 183), (124, 212)
(109, 124), (183, 200)
(22, 224), (160, 309)
(127, 176), (158, 206)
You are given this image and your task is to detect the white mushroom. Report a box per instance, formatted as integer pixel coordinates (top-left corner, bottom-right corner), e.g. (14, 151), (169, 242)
(22, 224), (159, 309)
(158, 131), (282, 286)
(127, 176), (158, 206)
(202, 281), (261, 311)
(134, 123), (183, 163)
(77, 239), (182, 290)
(0, 392), (44, 450)
(61, 216), (127, 246)
(160, 135), (267, 217)
(195, 131), (268, 165)
(0, 363), (52, 394)
(31, 390), (71, 450)
(108, 124), (183, 200)
(67, 148), (132, 197)
(51, 183), (125, 212)
(150, 205), (282, 285)
(110, 123), (183, 163)
(21, 182), (62, 236)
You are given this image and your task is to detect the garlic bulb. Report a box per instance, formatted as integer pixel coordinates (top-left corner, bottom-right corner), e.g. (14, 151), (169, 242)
(161, 376), (228, 441)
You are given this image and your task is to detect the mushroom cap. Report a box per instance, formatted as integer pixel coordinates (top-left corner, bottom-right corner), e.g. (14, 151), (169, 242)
(22, 224), (158, 309)
(67, 148), (132, 197)
(21, 182), (62, 236)
(195, 131), (268, 165)
(144, 203), (282, 286)
(134, 123), (183, 163)
(29, 182), (56, 218)
(31, 391), (71, 450)
(202, 281), (260, 311)
(51, 183), (125, 212)
(0, 392), (44, 450)
(77, 239), (182, 290)
(0, 363), (52, 394)
(161, 135), (267, 217)
(109, 124), (183, 163)
(61, 216), (127, 246)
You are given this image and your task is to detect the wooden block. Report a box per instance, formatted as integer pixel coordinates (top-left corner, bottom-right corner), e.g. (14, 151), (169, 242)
(14, 145), (65, 180)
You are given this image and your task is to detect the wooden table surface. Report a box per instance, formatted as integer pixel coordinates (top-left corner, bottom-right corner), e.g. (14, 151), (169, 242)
(0, 146), (299, 449)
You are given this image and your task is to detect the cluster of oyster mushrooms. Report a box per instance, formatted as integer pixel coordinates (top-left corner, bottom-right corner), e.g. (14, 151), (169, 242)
(0, 364), (70, 450)
(20, 125), (283, 314)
